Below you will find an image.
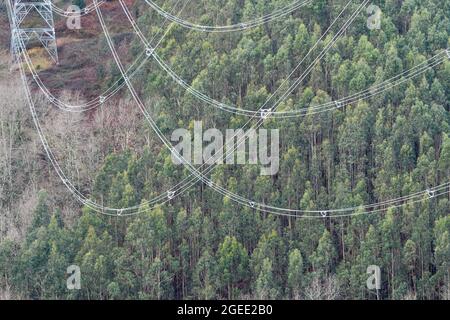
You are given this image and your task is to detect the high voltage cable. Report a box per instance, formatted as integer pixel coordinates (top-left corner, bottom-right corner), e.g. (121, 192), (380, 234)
(98, 0), (364, 213)
(28, 0), (309, 112)
(9, 0), (191, 215)
(30, 1), (448, 116)
(143, 0), (312, 32)
(13, 0), (450, 218)
(24, 39), (447, 116)
(120, 0), (450, 118)
(95, 0), (449, 218)
(63, 0), (443, 218)
(23, 0), (312, 113)
(14, 59), (450, 219)
(151, 0), (447, 216)
(23, 0), (380, 218)
(42, 0), (310, 108)
(16, 0), (358, 216)
(28, 0), (449, 117)
(21, 1), (186, 112)
(23, 0), (441, 218)
(22, 1), (184, 112)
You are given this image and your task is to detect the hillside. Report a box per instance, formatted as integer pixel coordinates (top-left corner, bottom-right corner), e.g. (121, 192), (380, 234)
(0, 0), (449, 300)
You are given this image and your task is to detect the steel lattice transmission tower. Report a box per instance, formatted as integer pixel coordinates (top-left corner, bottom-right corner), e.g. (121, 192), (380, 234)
(8, 0), (58, 64)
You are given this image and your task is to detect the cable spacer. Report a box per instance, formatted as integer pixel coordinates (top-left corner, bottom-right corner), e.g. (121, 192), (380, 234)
(145, 47), (154, 57)
(167, 190), (175, 200)
(99, 96), (105, 104)
(261, 108), (272, 119)
(320, 211), (328, 217)
(426, 189), (436, 199)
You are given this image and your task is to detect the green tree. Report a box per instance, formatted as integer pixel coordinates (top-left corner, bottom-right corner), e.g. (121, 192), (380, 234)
(310, 229), (337, 277)
(287, 248), (304, 299)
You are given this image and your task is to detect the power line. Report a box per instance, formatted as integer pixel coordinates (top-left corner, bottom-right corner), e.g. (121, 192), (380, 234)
(26, 0), (448, 119)
(19, 0), (379, 217)
(96, 0), (446, 218)
(120, 0), (449, 118)
(18, 0), (183, 112)
(9, 0), (190, 215)
(27, 1), (449, 117)
(17, 0), (342, 114)
(95, 0), (359, 211)
(143, 0), (312, 32)
(13, 0), (450, 218)
(36, 0), (309, 110)
(18, 43), (450, 218)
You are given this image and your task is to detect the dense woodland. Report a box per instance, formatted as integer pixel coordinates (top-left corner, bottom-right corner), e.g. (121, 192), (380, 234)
(0, 0), (450, 299)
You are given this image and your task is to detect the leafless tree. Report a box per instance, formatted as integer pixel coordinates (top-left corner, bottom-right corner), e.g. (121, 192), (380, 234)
(0, 52), (28, 241)
(304, 275), (341, 300)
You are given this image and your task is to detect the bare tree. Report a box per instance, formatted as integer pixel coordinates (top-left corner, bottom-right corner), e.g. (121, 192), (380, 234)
(304, 275), (341, 300)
